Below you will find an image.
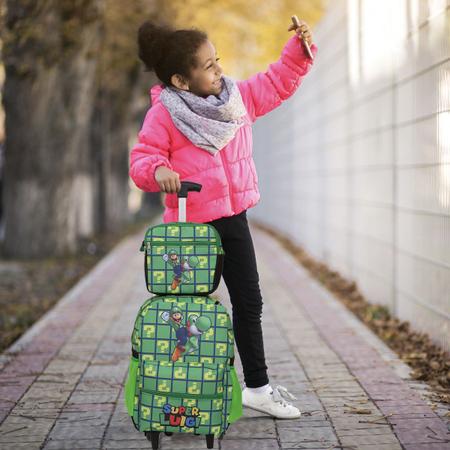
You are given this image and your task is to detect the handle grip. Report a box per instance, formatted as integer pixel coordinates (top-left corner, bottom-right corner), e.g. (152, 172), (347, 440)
(178, 181), (202, 198)
(177, 181), (202, 222)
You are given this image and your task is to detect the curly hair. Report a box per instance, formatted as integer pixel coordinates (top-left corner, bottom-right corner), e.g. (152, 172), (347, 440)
(137, 21), (208, 87)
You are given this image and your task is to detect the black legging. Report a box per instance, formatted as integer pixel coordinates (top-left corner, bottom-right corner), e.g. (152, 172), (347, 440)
(205, 209), (269, 388)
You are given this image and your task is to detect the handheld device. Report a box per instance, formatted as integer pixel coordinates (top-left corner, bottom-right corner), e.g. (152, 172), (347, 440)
(291, 15), (314, 60)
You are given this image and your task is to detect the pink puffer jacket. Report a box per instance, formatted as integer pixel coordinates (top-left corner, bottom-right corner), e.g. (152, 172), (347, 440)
(129, 35), (317, 223)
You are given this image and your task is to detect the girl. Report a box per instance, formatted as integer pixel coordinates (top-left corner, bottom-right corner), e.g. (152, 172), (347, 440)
(129, 18), (317, 419)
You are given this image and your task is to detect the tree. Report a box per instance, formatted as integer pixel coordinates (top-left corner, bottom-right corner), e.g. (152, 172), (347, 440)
(2, 0), (103, 257)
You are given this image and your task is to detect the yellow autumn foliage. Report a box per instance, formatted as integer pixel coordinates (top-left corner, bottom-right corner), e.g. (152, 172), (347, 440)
(158, 0), (324, 79)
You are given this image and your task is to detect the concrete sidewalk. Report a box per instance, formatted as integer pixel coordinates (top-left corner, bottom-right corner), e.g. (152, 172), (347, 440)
(0, 216), (449, 450)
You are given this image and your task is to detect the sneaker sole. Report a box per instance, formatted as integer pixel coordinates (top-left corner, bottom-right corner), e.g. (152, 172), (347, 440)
(242, 402), (302, 420)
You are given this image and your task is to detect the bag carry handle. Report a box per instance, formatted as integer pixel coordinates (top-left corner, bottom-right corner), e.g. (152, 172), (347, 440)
(177, 181), (202, 222)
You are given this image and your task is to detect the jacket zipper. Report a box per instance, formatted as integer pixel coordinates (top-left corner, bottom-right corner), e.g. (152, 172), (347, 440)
(219, 150), (235, 214)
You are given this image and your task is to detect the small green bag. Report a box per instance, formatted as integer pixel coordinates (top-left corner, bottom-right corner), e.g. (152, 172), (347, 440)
(140, 222), (225, 296)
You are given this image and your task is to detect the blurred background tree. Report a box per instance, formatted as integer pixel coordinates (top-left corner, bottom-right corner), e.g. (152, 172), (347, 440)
(0, 0), (323, 258)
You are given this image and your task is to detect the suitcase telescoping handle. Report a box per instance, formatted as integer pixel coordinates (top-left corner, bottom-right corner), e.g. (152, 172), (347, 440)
(178, 181), (202, 222)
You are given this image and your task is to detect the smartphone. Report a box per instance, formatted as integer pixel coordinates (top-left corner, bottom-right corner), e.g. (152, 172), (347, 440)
(291, 15), (314, 60)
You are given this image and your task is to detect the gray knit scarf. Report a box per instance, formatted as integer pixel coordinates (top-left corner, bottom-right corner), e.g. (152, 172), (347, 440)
(159, 74), (247, 155)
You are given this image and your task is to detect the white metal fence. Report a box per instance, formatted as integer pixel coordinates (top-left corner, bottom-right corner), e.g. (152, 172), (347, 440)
(250, 0), (450, 351)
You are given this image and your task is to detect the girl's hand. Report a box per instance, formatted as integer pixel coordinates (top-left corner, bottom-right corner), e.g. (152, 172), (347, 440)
(155, 165), (181, 193)
(288, 19), (313, 46)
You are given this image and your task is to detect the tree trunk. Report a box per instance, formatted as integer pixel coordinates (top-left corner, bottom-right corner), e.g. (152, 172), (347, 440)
(2, 0), (102, 257)
(129, 71), (165, 220)
(90, 83), (137, 234)
(89, 13), (163, 233)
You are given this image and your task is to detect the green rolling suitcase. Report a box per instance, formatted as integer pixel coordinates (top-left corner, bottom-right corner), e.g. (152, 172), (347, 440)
(124, 182), (243, 449)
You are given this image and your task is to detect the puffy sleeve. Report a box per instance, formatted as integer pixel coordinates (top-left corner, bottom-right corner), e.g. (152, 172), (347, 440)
(129, 106), (174, 193)
(237, 35), (318, 123)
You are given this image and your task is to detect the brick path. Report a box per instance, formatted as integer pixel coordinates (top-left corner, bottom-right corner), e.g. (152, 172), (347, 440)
(0, 215), (449, 450)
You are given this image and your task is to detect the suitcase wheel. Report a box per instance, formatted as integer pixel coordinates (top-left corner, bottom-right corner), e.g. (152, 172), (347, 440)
(145, 431), (160, 450)
(206, 433), (214, 449)
(164, 432), (173, 436)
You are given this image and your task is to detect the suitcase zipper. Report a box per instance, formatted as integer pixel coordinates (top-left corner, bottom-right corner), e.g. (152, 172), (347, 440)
(145, 240), (217, 245)
(141, 240), (224, 253)
(142, 389), (224, 400)
(141, 223), (224, 252)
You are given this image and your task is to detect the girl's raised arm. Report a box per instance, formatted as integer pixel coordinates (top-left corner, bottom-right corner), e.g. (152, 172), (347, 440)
(129, 105), (174, 192)
(237, 33), (318, 123)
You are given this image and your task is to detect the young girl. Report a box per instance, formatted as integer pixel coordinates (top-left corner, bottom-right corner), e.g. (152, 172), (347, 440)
(130, 19), (317, 419)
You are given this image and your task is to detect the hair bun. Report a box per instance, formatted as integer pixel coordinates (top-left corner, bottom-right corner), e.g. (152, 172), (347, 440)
(138, 21), (173, 71)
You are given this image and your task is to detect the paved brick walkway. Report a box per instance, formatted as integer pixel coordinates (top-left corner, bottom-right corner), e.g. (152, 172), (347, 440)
(0, 215), (449, 450)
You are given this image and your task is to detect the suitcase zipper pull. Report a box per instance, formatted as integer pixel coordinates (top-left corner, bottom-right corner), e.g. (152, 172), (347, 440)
(140, 240), (145, 252)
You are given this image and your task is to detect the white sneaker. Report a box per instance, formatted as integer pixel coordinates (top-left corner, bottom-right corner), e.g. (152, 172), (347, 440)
(241, 384), (302, 419)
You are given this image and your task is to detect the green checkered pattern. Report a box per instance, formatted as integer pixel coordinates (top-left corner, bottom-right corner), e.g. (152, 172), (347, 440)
(141, 360), (225, 397)
(141, 223), (224, 295)
(129, 295), (235, 438)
